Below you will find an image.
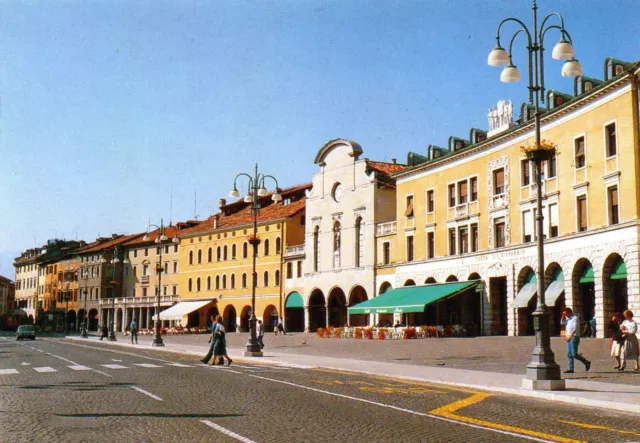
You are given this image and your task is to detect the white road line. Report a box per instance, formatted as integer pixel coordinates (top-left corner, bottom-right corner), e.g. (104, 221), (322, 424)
(165, 363), (195, 368)
(0, 369), (19, 375)
(101, 364), (128, 369)
(131, 386), (163, 401)
(278, 363), (315, 369)
(247, 374), (555, 443)
(200, 420), (258, 443)
(37, 349), (44, 353)
(207, 366), (242, 374)
(68, 365), (92, 371)
(33, 367), (57, 373)
(133, 363), (162, 368)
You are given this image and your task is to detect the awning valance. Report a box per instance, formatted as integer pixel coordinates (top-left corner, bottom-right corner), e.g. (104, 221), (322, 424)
(285, 292), (304, 309)
(152, 300), (214, 321)
(347, 281), (478, 315)
(579, 265), (594, 283)
(514, 273), (537, 308)
(610, 259), (627, 280)
(545, 270), (565, 306)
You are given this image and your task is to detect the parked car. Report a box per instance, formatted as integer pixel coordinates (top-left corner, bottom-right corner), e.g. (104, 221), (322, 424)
(16, 325), (36, 340)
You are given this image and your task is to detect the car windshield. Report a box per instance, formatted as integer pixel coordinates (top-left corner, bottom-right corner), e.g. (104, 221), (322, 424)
(18, 326), (35, 332)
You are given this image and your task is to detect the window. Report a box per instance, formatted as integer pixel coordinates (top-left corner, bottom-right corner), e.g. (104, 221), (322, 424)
(547, 155), (557, 178)
(355, 217), (364, 267)
(141, 288), (146, 298)
(232, 244), (237, 260)
(297, 260), (302, 278)
(173, 262), (178, 273)
(222, 275), (227, 289)
(300, 215), (305, 226)
(493, 168), (505, 195)
(157, 246), (161, 255)
(275, 270), (280, 286)
(243, 242), (248, 259)
(196, 278), (201, 292)
(470, 178), (478, 202)
(144, 248), (148, 257)
(427, 190), (434, 213)
(448, 184), (456, 207)
(313, 226), (320, 272)
(263, 271), (269, 287)
(215, 276), (220, 290)
(143, 264), (149, 276)
(449, 228), (456, 255)
(494, 218), (506, 248)
(608, 186), (619, 225)
(163, 286), (167, 296)
(471, 223), (479, 252)
(458, 226), (469, 254)
(522, 210), (533, 243)
(189, 251), (193, 265)
(383, 242), (390, 265)
(521, 160), (530, 186)
(242, 273), (247, 288)
(217, 246), (221, 262)
(208, 248), (212, 262)
(548, 204), (559, 238)
(188, 278), (192, 292)
(577, 196), (588, 232)
(223, 245), (228, 261)
(231, 274), (236, 289)
(332, 221), (341, 268)
(275, 237), (281, 255)
(173, 285), (177, 295)
(174, 244), (178, 253)
(207, 276), (211, 291)
(197, 249), (202, 264)
(164, 262), (169, 274)
(133, 250), (138, 258)
(264, 239), (270, 256)
(406, 235), (414, 261)
(133, 266), (137, 276)
(575, 137), (586, 169)
(458, 181), (468, 204)
(165, 245), (169, 254)
(427, 231), (436, 258)
(405, 195), (414, 217)
(605, 123), (617, 157)
(287, 262), (293, 279)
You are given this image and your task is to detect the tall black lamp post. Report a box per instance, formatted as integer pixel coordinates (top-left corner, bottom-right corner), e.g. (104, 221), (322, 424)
(143, 218), (178, 347)
(230, 164), (282, 357)
(487, 0), (582, 390)
(77, 267), (90, 338)
(101, 246), (129, 342)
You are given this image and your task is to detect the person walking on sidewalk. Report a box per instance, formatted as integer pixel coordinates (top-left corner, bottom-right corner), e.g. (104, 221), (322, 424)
(129, 319), (138, 344)
(257, 320), (265, 349)
(99, 323), (108, 341)
(608, 313), (624, 370)
(561, 307), (591, 374)
(211, 315), (232, 366)
(620, 309), (639, 372)
(200, 315), (218, 364)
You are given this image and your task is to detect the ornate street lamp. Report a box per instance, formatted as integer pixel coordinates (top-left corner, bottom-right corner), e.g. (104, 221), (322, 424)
(101, 246), (129, 342)
(76, 267), (90, 338)
(488, 0), (582, 391)
(143, 218), (179, 347)
(230, 163), (282, 357)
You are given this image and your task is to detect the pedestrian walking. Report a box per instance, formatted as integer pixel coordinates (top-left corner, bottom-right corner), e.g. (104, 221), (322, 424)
(607, 313), (624, 370)
(620, 309), (639, 372)
(99, 323), (108, 341)
(200, 315), (218, 364)
(257, 320), (265, 349)
(561, 307), (591, 374)
(211, 315), (232, 366)
(277, 318), (286, 335)
(129, 319), (138, 344)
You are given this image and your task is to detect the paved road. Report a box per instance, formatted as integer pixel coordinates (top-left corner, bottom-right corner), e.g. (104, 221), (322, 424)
(1, 336), (639, 443)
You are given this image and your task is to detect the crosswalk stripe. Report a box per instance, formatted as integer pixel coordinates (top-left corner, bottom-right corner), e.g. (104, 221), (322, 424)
(133, 363), (163, 368)
(33, 367), (57, 373)
(0, 369), (19, 375)
(69, 365), (92, 371)
(166, 363), (195, 368)
(101, 364), (128, 369)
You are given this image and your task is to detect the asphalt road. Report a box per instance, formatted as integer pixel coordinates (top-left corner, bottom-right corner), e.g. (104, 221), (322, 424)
(0, 336), (638, 443)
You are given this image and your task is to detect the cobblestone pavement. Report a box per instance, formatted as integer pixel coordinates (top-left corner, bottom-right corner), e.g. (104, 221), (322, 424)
(1, 336), (640, 442)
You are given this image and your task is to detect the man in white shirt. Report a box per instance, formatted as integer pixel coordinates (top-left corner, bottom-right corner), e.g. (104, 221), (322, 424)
(561, 307), (591, 373)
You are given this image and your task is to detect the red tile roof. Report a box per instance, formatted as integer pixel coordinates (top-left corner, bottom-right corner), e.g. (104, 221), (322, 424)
(77, 233), (144, 254)
(366, 161), (407, 176)
(122, 225), (180, 247)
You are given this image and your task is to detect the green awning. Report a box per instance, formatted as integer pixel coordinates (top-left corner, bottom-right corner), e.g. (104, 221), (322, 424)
(579, 265), (594, 283)
(514, 272), (537, 309)
(285, 292), (304, 309)
(347, 281), (478, 315)
(545, 270), (565, 305)
(610, 259), (627, 280)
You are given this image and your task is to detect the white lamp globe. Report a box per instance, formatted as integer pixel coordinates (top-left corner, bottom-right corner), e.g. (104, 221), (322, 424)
(229, 188), (240, 198)
(562, 59), (583, 77)
(500, 65), (521, 83)
(551, 40), (574, 60)
(488, 47), (510, 66)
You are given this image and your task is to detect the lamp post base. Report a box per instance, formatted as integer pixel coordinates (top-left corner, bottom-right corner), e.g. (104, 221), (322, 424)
(81, 327), (88, 339)
(244, 338), (263, 357)
(522, 378), (566, 391)
(108, 333), (117, 342)
(525, 308), (564, 390)
(152, 334), (164, 347)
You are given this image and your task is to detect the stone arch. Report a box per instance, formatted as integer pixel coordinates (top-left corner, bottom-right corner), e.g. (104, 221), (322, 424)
(348, 285), (369, 327)
(223, 305), (237, 332)
(263, 305), (278, 332)
(328, 287), (347, 327)
(240, 305), (251, 332)
(516, 265), (537, 336)
(208, 247), (213, 263)
(284, 292), (304, 332)
(308, 289), (326, 330)
(468, 273), (481, 281)
(197, 249), (202, 264)
(88, 309), (99, 331)
(425, 277), (437, 284)
(544, 262), (566, 336)
(403, 279), (416, 287)
(67, 309), (77, 331)
(571, 258), (595, 335)
(445, 275), (458, 282)
(379, 281), (392, 294)
(602, 253), (628, 336)
(115, 308), (123, 332)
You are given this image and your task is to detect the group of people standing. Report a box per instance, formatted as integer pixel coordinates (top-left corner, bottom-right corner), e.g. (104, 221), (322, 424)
(608, 310), (640, 372)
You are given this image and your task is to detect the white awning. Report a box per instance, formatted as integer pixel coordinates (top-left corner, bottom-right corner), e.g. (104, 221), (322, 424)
(152, 300), (213, 321)
(544, 279), (565, 305)
(513, 282), (537, 308)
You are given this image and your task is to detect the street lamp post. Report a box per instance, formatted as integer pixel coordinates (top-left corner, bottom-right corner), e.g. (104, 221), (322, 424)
(230, 163), (282, 357)
(143, 218), (178, 347)
(102, 246), (129, 342)
(487, 0), (582, 390)
(77, 268), (89, 338)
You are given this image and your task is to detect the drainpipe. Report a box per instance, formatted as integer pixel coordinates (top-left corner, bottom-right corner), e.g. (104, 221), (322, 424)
(371, 175), (378, 328)
(630, 74), (640, 222)
(279, 219), (285, 328)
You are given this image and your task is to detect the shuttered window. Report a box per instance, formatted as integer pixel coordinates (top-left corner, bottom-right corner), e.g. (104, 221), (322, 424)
(608, 186), (619, 225)
(575, 137), (586, 168)
(494, 169), (505, 195)
(577, 196), (588, 232)
(448, 184), (456, 207)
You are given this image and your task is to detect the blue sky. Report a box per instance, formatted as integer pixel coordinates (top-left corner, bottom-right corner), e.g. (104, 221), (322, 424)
(1, 0), (638, 276)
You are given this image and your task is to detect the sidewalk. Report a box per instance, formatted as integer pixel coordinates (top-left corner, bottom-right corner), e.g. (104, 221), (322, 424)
(65, 333), (640, 415)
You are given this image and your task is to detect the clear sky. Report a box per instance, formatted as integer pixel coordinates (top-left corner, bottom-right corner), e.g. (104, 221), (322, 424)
(1, 0), (638, 276)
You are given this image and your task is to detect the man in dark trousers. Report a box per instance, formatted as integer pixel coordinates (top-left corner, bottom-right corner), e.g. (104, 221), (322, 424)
(200, 315), (218, 364)
(257, 320), (265, 349)
(129, 319), (138, 344)
(99, 323), (108, 341)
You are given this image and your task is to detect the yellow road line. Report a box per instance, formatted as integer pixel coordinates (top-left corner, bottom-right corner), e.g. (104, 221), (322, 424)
(430, 393), (585, 443)
(560, 419), (640, 437)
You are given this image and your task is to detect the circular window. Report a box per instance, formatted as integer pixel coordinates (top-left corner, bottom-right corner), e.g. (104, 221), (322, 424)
(332, 182), (343, 203)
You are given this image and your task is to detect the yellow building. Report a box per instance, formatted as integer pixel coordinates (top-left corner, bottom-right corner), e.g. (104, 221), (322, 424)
(176, 184), (310, 332)
(375, 57), (640, 338)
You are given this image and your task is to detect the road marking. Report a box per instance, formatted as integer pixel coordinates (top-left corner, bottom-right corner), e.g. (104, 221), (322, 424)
(165, 363), (195, 368)
(53, 340), (175, 364)
(429, 393), (582, 443)
(207, 366), (243, 374)
(133, 363), (162, 368)
(278, 363), (315, 369)
(131, 386), (163, 401)
(37, 349), (44, 352)
(111, 359), (123, 362)
(68, 365), (92, 371)
(559, 420), (640, 437)
(200, 420), (258, 443)
(33, 367), (57, 373)
(247, 374), (562, 443)
(102, 364), (128, 369)
(21, 362), (31, 366)
(0, 369), (19, 375)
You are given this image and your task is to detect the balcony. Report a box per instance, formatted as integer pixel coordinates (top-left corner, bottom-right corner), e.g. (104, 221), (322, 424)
(99, 295), (177, 306)
(376, 221), (397, 236)
(285, 244), (305, 258)
(141, 275), (149, 284)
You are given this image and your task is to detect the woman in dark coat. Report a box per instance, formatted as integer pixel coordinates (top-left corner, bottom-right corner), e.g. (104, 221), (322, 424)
(211, 315), (232, 366)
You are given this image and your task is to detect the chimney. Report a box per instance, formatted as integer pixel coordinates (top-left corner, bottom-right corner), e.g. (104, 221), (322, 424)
(219, 198), (226, 209)
(213, 214), (220, 229)
(392, 158), (397, 164)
